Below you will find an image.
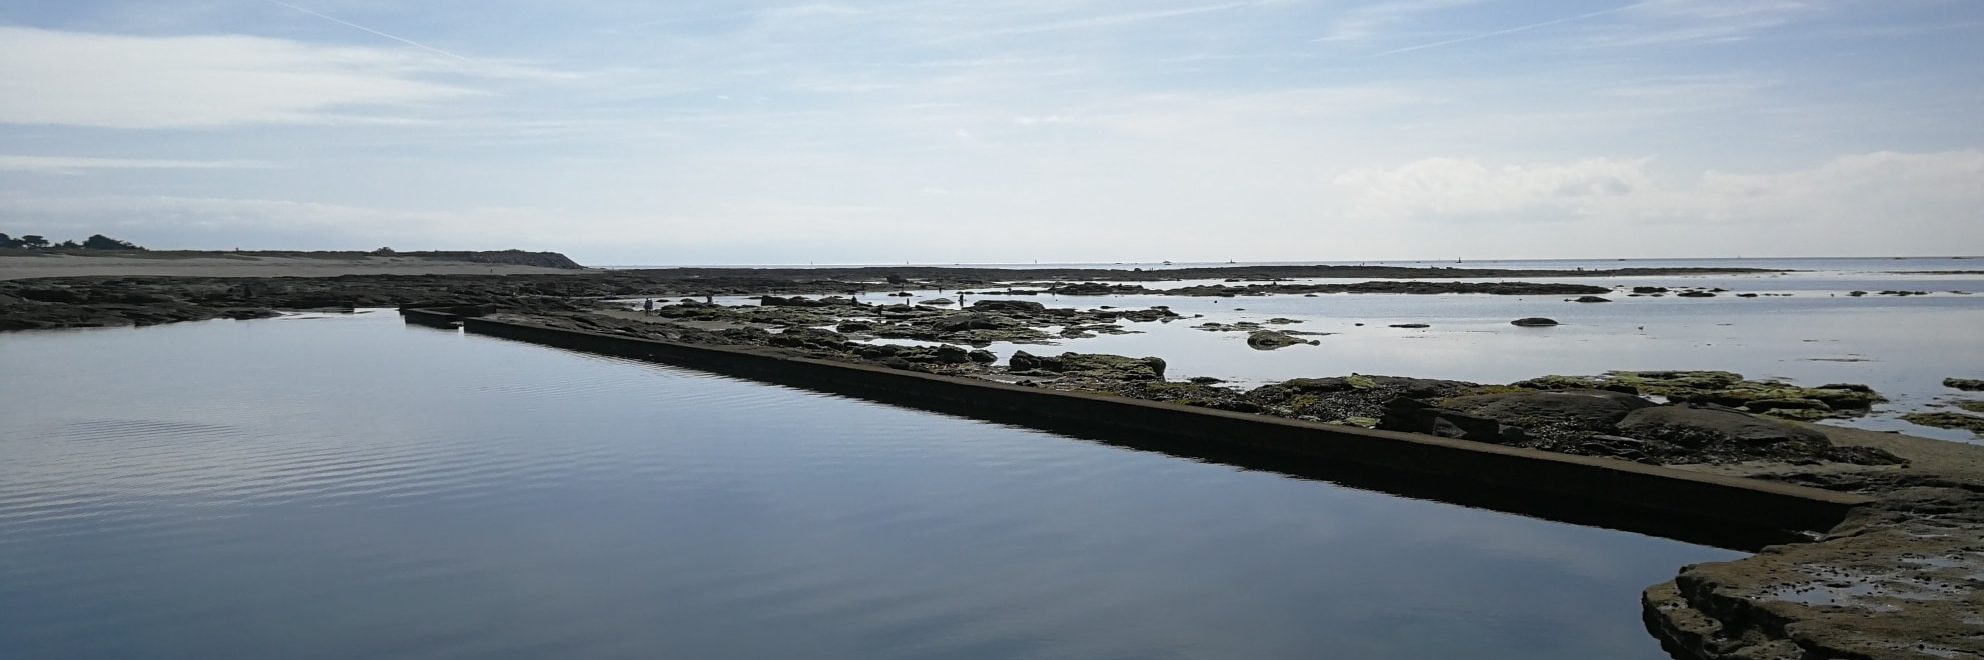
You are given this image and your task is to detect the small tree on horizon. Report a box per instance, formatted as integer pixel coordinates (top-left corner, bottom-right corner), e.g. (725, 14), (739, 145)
(82, 234), (145, 250)
(0, 233), (19, 249)
(19, 235), (49, 249)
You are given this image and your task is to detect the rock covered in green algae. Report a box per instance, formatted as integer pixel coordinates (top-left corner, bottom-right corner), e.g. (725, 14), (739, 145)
(1245, 329), (1317, 350)
(1945, 377), (1984, 391)
(1007, 350), (1167, 381)
(1378, 394), (1905, 466)
(1514, 371), (1886, 419)
(1247, 375), (1480, 423)
(1901, 412), (1984, 436)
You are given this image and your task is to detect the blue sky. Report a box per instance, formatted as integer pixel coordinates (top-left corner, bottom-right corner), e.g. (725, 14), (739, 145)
(2, 0), (1980, 264)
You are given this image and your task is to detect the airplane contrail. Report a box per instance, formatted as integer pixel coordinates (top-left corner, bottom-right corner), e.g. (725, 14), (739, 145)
(265, 0), (470, 61)
(1360, 1), (1649, 59)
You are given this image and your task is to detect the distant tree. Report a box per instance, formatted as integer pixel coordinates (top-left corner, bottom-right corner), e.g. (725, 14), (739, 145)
(371, 247), (396, 255)
(19, 235), (49, 249)
(0, 233), (19, 249)
(56, 239), (81, 249)
(81, 234), (144, 250)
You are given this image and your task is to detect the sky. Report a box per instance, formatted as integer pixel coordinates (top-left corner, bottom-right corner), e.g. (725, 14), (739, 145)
(1, 0), (1980, 265)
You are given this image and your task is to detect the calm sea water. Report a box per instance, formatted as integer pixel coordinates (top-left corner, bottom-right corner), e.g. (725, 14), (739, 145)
(0, 313), (1735, 660)
(681, 257), (1984, 442)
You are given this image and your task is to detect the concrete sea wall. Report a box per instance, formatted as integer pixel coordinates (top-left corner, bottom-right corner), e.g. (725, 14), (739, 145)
(407, 308), (1872, 550)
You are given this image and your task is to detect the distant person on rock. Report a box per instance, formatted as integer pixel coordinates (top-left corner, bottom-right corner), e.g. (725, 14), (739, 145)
(643, 299), (654, 316)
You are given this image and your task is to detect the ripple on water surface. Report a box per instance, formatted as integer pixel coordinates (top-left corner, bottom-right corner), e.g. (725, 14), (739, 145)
(0, 313), (1739, 659)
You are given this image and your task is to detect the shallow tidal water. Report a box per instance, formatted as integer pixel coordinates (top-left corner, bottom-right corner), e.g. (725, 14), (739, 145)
(0, 312), (1738, 659)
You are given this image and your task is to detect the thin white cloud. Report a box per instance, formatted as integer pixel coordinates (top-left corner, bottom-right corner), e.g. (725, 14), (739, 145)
(923, 2), (1262, 44)
(0, 27), (568, 129)
(264, 0), (470, 61)
(1317, 0), (1485, 43)
(1579, 0), (1818, 47)
(1333, 151), (1984, 227)
(759, 3), (870, 20)
(1323, 151), (1984, 257)
(1358, 2), (1648, 58)
(0, 155), (278, 174)
(1334, 156), (1655, 218)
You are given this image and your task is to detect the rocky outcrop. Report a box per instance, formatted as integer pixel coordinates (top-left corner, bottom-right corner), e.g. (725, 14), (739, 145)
(1241, 375), (1478, 426)
(1049, 282), (1148, 295)
(970, 299), (1046, 312)
(1157, 281), (1611, 296)
(1901, 412), (1984, 436)
(1008, 350), (1166, 381)
(1441, 389), (1653, 435)
(1945, 378), (1984, 392)
(1617, 405), (1828, 451)
(1374, 390), (1902, 465)
(935, 313), (1010, 333)
(1246, 329), (1317, 350)
(1644, 474), (1984, 660)
(1379, 397), (1528, 443)
(1515, 371), (1885, 420)
(1510, 317), (1560, 326)
(759, 295), (850, 307)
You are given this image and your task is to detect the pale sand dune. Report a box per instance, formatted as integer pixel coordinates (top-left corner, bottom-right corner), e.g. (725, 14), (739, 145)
(0, 254), (588, 280)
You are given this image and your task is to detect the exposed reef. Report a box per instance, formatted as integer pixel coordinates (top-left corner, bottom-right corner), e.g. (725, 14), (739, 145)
(1143, 281), (1612, 296)
(1515, 371), (1887, 421)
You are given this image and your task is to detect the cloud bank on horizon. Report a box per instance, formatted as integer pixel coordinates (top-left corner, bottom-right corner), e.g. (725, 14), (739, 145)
(1, 0), (1979, 264)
